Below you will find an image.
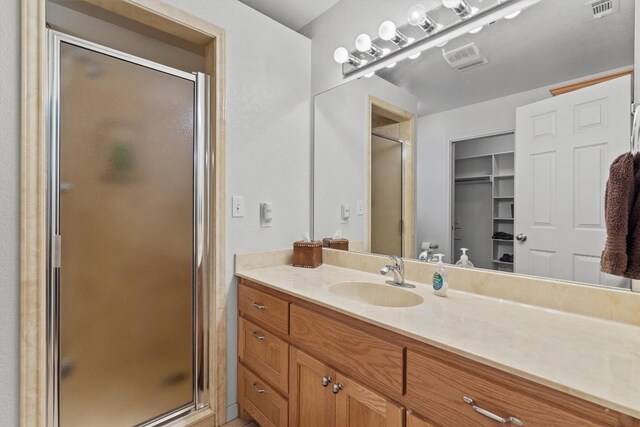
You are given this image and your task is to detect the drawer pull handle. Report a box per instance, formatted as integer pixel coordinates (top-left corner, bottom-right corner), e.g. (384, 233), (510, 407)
(331, 383), (343, 394)
(251, 331), (267, 341)
(321, 376), (332, 387)
(252, 302), (268, 310)
(252, 382), (267, 394)
(463, 397), (524, 426)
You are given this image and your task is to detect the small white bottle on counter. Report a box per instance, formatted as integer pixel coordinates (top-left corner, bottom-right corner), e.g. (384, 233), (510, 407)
(432, 254), (448, 297)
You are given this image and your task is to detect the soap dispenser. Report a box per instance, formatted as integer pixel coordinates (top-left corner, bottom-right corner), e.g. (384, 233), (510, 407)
(455, 248), (474, 268)
(432, 254), (448, 297)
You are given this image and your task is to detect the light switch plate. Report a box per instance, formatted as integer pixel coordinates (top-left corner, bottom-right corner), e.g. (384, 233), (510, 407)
(341, 204), (350, 224)
(261, 202), (273, 227)
(356, 200), (364, 215)
(232, 196), (245, 218)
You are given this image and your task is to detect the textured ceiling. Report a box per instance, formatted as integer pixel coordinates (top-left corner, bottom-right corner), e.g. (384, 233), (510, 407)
(237, 0), (341, 31)
(377, 0), (635, 115)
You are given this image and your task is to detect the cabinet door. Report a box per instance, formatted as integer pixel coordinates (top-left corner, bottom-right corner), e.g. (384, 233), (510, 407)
(289, 348), (336, 427)
(407, 411), (439, 427)
(334, 373), (404, 427)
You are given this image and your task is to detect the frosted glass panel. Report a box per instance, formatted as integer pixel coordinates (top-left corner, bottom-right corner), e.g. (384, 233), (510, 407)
(370, 135), (402, 256)
(58, 42), (195, 426)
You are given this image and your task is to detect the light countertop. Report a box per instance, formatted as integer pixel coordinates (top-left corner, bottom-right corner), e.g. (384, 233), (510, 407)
(236, 263), (640, 419)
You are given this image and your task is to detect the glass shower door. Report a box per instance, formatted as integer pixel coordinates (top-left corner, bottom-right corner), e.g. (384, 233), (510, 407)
(52, 36), (200, 427)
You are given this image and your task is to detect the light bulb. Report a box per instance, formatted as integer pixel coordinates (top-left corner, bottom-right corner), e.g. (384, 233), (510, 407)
(379, 21), (397, 41)
(442, 0), (462, 8)
(355, 34), (372, 52)
(407, 4), (427, 26)
(504, 10), (521, 19)
(468, 25), (483, 34)
(333, 47), (349, 64)
(409, 52), (421, 59)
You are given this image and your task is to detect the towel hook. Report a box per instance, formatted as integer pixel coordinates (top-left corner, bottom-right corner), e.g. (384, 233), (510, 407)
(631, 104), (640, 154)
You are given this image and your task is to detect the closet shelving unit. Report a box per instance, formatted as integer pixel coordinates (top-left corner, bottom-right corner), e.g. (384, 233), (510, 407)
(491, 152), (515, 272)
(453, 132), (515, 272)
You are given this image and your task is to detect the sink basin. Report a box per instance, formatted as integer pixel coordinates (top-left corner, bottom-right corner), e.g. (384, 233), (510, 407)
(328, 281), (424, 308)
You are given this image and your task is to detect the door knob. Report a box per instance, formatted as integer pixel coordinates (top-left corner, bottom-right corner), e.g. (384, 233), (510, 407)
(516, 233), (527, 242)
(321, 376), (332, 387)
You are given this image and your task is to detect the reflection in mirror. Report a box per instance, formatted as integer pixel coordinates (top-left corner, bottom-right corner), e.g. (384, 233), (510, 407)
(313, 0), (635, 289)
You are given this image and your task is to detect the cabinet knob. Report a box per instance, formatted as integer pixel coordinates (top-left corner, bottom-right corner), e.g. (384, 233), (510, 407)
(321, 376), (332, 387)
(331, 383), (343, 394)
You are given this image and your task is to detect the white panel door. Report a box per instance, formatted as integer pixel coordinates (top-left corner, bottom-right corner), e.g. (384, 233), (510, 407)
(515, 75), (631, 287)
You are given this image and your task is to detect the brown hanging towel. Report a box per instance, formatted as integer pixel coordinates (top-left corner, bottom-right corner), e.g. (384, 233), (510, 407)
(623, 152), (640, 279)
(601, 152), (635, 276)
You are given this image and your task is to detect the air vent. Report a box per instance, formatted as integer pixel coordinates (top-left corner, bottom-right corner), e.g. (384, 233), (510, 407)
(443, 43), (489, 72)
(586, 0), (618, 18)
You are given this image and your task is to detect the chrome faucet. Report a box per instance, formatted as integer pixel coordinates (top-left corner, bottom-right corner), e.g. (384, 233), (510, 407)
(380, 255), (415, 288)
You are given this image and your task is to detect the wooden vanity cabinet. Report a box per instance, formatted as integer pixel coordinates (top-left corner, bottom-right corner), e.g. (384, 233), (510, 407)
(334, 371), (404, 427)
(406, 411), (438, 427)
(289, 348), (335, 427)
(289, 348), (404, 427)
(237, 278), (639, 427)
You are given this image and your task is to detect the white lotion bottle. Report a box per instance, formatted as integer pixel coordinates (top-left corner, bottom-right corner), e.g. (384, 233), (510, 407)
(432, 254), (448, 297)
(455, 248), (474, 268)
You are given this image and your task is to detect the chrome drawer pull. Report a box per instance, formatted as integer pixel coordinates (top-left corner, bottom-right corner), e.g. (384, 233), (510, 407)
(252, 331), (267, 341)
(463, 397), (524, 426)
(321, 376), (332, 387)
(252, 382), (267, 394)
(331, 383), (343, 394)
(252, 302), (268, 310)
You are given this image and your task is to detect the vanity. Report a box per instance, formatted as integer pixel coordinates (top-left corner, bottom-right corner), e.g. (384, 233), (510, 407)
(235, 249), (640, 427)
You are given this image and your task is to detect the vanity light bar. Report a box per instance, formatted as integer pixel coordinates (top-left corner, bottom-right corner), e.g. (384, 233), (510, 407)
(443, 0), (474, 19)
(336, 0), (539, 78)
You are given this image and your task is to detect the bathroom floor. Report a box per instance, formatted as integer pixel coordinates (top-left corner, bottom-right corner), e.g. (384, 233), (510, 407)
(221, 419), (257, 427)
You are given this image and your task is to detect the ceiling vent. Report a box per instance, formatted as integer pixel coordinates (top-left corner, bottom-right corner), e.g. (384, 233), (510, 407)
(586, 0), (619, 19)
(443, 43), (488, 72)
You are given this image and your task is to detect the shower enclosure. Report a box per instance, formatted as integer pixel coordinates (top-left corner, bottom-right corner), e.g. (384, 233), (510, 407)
(47, 31), (210, 427)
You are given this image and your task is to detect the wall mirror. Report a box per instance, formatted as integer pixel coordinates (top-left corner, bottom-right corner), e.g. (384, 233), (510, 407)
(313, 0), (636, 289)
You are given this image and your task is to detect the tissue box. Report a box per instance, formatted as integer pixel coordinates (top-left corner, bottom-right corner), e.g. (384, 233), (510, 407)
(322, 238), (349, 251)
(293, 241), (323, 268)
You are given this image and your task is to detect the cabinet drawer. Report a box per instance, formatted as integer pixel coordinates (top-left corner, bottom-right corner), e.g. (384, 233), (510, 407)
(239, 316), (289, 394)
(406, 349), (608, 427)
(239, 364), (288, 427)
(239, 282), (289, 335)
(290, 305), (404, 396)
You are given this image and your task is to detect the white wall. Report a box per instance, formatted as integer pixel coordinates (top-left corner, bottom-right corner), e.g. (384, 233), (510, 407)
(0, 0), (20, 424)
(0, 0), (310, 424)
(416, 68), (633, 261)
(163, 0), (311, 420)
(637, 4), (640, 103)
(314, 77), (416, 247)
